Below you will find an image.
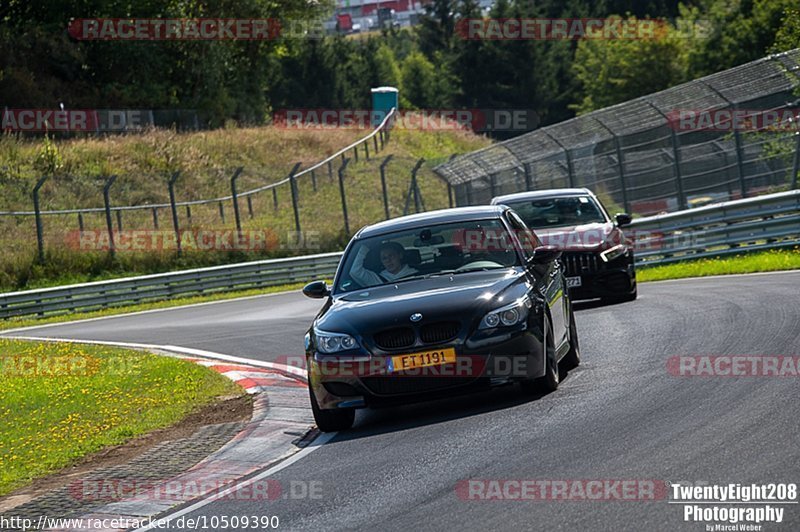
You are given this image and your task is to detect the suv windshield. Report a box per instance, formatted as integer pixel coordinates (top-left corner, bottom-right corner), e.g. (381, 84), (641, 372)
(505, 196), (607, 229)
(334, 218), (521, 294)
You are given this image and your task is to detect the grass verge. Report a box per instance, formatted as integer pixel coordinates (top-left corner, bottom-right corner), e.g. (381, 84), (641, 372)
(637, 248), (800, 282)
(0, 339), (242, 496)
(0, 126), (489, 292)
(0, 282), (309, 332)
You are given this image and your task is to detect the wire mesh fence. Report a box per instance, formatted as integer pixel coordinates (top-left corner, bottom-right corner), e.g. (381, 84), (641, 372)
(434, 49), (800, 216)
(0, 109), (460, 285)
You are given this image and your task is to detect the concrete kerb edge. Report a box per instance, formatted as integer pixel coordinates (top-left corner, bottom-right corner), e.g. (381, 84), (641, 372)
(0, 336), (317, 531)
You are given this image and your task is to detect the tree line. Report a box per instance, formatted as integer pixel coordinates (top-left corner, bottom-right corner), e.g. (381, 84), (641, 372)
(1, 0), (798, 133)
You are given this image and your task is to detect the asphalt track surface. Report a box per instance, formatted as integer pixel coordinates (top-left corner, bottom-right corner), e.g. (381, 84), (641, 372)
(4, 271), (799, 530)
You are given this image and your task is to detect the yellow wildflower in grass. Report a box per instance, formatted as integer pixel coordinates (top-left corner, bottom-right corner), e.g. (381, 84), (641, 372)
(0, 339), (242, 496)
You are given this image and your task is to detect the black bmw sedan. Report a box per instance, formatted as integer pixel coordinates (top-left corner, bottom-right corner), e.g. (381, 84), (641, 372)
(301, 205), (580, 432)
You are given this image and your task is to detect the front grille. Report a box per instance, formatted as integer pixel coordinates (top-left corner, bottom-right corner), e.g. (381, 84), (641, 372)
(562, 252), (601, 277)
(361, 375), (478, 396)
(420, 321), (460, 344)
(374, 327), (415, 350)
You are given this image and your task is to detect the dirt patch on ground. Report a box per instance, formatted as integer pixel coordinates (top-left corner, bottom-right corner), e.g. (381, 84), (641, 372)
(0, 394), (252, 512)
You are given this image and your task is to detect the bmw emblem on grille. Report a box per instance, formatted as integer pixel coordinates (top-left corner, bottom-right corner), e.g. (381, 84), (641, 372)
(410, 313), (423, 322)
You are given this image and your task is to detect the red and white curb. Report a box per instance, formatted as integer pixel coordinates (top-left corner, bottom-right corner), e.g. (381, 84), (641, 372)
(4, 335), (308, 388)
(184, 360), (306, 394)
(2, 335), (324, 532)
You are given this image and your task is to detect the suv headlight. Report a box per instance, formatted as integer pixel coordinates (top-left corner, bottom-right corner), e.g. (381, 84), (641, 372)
(314, 329), (359, 354)
(600, 244), (628, 263)
(479, 297), (532, 329)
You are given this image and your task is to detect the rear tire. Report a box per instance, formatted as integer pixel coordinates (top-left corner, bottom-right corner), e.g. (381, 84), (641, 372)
(561, 306), (581, 371)
(309, 386), (355, 432)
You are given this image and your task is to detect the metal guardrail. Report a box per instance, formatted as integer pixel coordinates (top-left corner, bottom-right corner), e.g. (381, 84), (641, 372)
(0, 252), (343, 319)
(630, 189), (800, 266)
(1, 190), (797, 319)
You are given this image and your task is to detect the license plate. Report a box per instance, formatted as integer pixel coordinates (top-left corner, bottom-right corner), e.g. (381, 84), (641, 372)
(566, 276), (582, 288)
(389, 348), (457, 372)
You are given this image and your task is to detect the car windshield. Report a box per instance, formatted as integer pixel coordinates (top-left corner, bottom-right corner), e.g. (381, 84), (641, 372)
(505, 196), (607, 229)
(334, 218), (521, 293)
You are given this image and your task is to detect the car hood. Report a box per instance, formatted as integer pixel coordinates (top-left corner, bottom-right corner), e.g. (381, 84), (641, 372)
(534, 222), (622, 251)
(319, 270), (526, 335)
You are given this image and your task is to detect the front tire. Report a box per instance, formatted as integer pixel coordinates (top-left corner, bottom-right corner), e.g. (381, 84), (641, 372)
(309, 386), (355, 432)
(561, 305), (581, 371)
(521, 315), (559, 395)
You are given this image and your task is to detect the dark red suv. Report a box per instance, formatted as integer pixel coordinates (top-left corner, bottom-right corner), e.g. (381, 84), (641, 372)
(491, 188), (637, 303)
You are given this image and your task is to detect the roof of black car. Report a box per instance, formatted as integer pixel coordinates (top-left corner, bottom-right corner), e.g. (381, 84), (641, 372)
(355, 206), (509, 239)
(491, 188), (594, 204)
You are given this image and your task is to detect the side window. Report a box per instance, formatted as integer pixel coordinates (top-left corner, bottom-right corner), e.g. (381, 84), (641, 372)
(506, 211), (540, 259)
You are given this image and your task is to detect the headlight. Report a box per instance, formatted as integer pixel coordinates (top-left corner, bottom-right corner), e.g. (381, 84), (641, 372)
(314, 329), (359, 354)
(479, 297), (531, 329)
(600, 244), (628, 263)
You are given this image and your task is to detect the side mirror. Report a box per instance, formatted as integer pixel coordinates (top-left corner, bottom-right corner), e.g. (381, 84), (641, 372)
(302, 280), (330, 299)
(615, 213), (632, 227)
(529, 245), (562, 265)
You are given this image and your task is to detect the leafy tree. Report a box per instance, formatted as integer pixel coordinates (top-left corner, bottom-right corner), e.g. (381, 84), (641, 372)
(571, 15), (688, 114)
(401, 51), (437, 108)
(769, 7), (800, 53)
(451, 0), (486, 108)
(373, 44), (403, 89)
(416, 0), (457, 58)
(683, 0), (798, 78)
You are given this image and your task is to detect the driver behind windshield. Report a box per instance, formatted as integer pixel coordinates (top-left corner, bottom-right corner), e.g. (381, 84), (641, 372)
(351, 241), (418, 286)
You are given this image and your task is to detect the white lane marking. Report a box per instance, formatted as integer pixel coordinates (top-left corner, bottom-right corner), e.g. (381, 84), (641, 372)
(0, 288), (305, 336)
(4, 335), (308, 381)
(132, 431), (336, 532)
(643, 268), (800, 285)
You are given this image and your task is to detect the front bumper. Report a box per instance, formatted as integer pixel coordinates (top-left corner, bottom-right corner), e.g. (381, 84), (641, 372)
(308, 327), (545, 410)
(562, 251), (636, 300)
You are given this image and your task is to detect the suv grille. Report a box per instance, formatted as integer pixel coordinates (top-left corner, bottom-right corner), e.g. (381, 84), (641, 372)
(374, 327), (415, 349)
(562, 252), (601, 277)
(420, 322), (460, 344)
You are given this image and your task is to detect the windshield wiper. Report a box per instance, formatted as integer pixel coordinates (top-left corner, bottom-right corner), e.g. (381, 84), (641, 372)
(391, 272), (451, 283)
(374, 267), (510, 288)
(453, 266), (505, 273)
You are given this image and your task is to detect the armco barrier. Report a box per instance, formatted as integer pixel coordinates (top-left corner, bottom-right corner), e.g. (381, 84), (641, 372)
(630, 189), (800, 265)
(1, 190), (798, 319)
(0, 252), (343, 319)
